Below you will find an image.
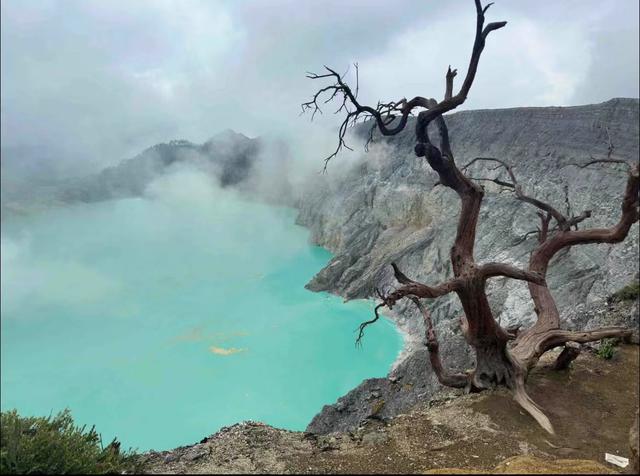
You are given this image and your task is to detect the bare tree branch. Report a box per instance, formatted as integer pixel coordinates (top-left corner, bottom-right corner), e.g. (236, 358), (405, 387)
(355, 301), (385, 347)
(511, 229), (541, 246)
(479, 263), (546, 285)
(461, 157), (572, 229)
(302, 1), (506, 168)
(444, 66), (458, 101)
(532, 164), (639, 257)
(385, 262), (462, 307)
(562, 124), (633, 173)
(410, 297), (469, 388)
(537, 211), (553, 243)
(513, 326), (633, 365)
(355, 264), (462, 344)
(564, 157), (633, 173)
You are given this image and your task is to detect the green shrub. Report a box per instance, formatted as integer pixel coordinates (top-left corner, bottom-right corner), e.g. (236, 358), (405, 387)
(610, 281), (640, 303)
(596, 338), (616, 360)
(0, 409), (143, 474)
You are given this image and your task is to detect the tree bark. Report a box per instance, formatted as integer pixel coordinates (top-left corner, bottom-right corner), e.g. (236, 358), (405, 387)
(552, 342), (581, 371)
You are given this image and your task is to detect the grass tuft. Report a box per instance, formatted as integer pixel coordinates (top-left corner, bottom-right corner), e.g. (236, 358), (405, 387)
(596, 338), (616, 360)
(609, 281), (640, 303)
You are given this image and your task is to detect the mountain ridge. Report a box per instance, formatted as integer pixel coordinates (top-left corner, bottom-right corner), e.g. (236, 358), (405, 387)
(1, 129), (293, 217)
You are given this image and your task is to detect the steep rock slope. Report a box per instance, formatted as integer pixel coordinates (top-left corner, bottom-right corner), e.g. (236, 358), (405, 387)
(296, 98), (639, 433)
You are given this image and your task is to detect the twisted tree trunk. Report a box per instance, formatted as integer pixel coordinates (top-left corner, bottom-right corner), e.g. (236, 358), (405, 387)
(386, 121), (552, 429)
(512, 163), (638, 371)
(304, 0), (638, 435)
(461, 155), (638, 375)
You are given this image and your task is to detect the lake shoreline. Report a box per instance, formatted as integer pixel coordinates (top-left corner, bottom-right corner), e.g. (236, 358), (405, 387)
(1, 193), (402, 452)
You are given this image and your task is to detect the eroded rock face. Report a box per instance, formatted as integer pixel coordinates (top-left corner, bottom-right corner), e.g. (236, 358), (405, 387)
(298, 98), (639, 434)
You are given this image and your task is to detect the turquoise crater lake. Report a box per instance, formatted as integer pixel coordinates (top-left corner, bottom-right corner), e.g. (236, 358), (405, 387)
(0, 171), (401, 451)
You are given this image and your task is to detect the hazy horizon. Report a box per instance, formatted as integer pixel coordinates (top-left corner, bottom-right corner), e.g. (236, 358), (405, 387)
(1, 0), (639, 180)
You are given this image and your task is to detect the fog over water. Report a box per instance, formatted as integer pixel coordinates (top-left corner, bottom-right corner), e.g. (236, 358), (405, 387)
(0, 168), (401, 451)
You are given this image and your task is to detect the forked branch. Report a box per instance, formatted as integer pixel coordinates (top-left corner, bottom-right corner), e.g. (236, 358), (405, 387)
(302, 0), (506, 168)
(355, 301), (385, 347)
(461, 157), (572, 230)
(532, 163), (639, 258)
(479, 263), (546, 284)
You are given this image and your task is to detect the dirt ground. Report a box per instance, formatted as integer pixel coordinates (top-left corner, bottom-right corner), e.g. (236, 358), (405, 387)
(142, 345), (639, 474)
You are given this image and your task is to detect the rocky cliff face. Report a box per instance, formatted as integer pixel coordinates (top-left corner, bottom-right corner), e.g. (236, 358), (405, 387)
(297, 98), (639, 434)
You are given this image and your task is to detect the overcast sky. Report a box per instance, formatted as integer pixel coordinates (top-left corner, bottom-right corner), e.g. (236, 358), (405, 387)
(1, 0), (638, 177)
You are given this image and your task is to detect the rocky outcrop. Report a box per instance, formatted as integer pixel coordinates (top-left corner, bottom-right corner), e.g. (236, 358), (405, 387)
(298, 98), (640, 434)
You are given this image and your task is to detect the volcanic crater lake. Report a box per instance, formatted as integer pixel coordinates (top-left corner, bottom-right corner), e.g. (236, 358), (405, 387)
(0, 171), (401, 451)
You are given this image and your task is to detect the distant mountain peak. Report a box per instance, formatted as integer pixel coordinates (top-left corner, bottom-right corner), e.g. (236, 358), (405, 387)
(206, 129), (251, 144)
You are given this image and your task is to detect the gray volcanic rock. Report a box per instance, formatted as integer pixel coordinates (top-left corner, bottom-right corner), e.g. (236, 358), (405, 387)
(1, 129), (295, 215)
(299, 98), (640, 434)
(57, 130), (263, 203)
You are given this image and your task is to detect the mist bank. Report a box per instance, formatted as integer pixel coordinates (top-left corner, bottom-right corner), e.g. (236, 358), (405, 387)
(0, 168), (402, 451)
(0, 129), (307, 218)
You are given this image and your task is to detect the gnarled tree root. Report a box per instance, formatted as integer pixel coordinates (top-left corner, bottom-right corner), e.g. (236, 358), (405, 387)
(505, 325), (633, 434)
(511, 326), (632, 367)
(512, 377), (555, 434)
(552, 342), (581, 370)
(413, 287), (633, 435)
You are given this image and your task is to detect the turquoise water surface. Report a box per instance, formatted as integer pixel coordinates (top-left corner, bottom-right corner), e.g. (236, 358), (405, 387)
(0, 172), (400, 451)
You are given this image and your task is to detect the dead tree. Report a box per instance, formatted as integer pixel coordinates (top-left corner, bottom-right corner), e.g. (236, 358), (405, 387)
(462, 133), (638, 372)
(302, 0), (637, 434)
